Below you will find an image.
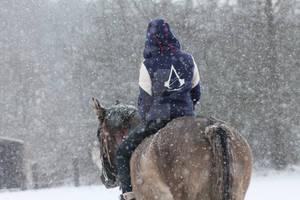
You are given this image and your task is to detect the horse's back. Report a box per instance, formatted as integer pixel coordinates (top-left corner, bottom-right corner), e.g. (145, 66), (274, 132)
(130, 116), (252, 200)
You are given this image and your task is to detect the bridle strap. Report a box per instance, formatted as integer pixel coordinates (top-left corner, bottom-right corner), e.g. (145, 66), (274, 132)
(101, 126), (118, 178)
(102, 127), (127, 179)
(104, 135), (113, 168)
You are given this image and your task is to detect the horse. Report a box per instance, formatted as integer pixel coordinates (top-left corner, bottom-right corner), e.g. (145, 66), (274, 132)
(92, 98), (253, 200)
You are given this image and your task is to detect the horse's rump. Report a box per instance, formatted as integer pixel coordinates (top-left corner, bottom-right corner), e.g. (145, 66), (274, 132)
(130, 116), (252, 200)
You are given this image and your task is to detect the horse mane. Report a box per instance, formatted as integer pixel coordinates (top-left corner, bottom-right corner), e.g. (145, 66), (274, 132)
(104, 104), (138, 129)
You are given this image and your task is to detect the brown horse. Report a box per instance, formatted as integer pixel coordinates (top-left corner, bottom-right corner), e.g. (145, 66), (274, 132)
(92, 98), (253, 200)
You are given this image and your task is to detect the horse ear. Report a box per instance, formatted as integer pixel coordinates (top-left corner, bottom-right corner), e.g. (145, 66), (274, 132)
(92, 97), (106, 122)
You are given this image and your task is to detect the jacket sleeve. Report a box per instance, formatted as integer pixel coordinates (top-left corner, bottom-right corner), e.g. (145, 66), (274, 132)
(190, 57), (201, 106)
(137, 63), (153, 121)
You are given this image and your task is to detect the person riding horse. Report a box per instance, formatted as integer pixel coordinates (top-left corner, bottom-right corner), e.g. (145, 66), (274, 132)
(116, 19), (201, 200)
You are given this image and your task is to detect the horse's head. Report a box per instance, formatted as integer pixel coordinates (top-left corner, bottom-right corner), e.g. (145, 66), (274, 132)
(92, 98), (140, 188)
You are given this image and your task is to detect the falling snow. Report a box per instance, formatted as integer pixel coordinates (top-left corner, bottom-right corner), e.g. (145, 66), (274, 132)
(0, 0), (299, 195)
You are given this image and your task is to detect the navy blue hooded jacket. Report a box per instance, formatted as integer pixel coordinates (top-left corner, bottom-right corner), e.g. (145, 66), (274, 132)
(138, 19), (201, 121)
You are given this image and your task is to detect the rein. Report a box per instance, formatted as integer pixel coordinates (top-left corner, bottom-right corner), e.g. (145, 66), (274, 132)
(121, 127), (127, 138)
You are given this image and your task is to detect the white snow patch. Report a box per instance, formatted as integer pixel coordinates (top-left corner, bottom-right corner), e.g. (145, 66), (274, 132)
(0, 168), (299, 200)
(0, 186), (119, 200)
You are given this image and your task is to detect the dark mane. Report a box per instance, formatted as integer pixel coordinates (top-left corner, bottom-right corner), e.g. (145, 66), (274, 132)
(104, 104), (138, 128)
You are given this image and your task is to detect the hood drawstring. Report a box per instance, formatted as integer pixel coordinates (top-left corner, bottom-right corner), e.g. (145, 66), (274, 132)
(149, 23), (177, 56)
(165, 23), (176, 54)
(149, 24), (164, 56)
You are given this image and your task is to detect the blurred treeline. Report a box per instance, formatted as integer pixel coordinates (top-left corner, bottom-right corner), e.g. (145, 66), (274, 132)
(0, 0), (299, 188)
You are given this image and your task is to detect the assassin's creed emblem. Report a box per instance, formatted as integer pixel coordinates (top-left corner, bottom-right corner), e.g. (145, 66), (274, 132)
(164, 65), (185, 91)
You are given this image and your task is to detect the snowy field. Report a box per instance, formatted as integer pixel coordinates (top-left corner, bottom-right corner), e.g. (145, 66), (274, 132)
(0, 169), (299, 200)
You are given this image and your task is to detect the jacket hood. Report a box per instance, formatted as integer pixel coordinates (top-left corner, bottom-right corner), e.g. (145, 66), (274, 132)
(143, 19), (181, 59)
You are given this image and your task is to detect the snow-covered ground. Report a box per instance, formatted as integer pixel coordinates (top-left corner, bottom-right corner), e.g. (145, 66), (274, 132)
(0, 169), (299, 200)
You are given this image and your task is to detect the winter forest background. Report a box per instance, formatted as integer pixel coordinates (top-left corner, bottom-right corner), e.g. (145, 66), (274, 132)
(0, 0), (299, 189)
